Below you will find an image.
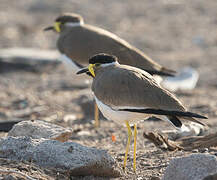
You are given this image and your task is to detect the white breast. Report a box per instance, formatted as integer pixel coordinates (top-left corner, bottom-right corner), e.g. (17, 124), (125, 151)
(94, 95), (150, 125)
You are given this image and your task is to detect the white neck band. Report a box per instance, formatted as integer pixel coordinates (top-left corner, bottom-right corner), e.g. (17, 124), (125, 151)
(65, 21), (84, 27)
(101, 61), (119, 67)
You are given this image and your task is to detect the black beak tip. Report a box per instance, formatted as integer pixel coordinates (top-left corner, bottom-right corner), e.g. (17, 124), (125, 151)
(76, 71), (82, 75)
(76, 68), (89, 75)
(43, 26), (54, 31)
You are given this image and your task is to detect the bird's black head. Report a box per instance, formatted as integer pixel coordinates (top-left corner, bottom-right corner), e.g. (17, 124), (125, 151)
(89, 53), (118, 64)
(55, 13), (84, 24)
(44, 13), (84, 33)
(76, 53), (118, 77)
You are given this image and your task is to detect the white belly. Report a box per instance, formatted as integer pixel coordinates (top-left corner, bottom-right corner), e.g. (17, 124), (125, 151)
(94, 96), (150, 125)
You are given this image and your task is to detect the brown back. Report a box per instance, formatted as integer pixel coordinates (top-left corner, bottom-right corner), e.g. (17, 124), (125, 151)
(57, 24), (162, 72)
(92, 64), (186, 111)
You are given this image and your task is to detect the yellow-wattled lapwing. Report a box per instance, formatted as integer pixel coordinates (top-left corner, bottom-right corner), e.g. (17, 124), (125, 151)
(77, 53), (207, 171)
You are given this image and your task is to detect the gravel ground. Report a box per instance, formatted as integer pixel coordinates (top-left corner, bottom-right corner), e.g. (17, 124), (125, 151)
(0, 0), (217, 179)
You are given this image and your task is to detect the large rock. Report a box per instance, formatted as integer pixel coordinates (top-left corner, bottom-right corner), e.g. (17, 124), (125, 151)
(162, 153), (217, 180)
(0, 136), (121, 177)
(8, 120), (72, 142)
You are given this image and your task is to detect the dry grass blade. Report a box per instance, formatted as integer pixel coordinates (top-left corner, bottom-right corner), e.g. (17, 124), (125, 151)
(143, 132), (183, 151)
(0, 169), (36, 180)
(179, 132), (217, 150)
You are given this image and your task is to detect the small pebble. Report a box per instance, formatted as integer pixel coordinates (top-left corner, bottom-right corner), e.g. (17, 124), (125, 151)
(192, 149), (199, 153)
(77, 130), (91, 136)
(63, 114), (77, 122)
(199, 148), (209, 153)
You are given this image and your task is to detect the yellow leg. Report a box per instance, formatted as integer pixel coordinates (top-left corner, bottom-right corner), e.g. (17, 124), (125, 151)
(94, 102), (99, 128)
(133, 124), (137, 172)
(123, 121), (132, 171)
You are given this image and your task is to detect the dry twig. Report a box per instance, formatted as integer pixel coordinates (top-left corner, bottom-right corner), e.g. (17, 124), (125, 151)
(143, 131), (217, 151)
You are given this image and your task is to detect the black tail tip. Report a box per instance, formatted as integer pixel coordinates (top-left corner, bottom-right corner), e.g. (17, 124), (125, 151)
(194, 113), (208, 119)
(202, 115), (208, 119)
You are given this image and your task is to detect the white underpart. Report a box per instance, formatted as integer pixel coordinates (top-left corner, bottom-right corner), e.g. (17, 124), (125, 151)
(94, 96), (150, 126)
(59, 54), (81, 73)
(161, 67), (199, 92)
(95, 95), (184, 128)
(65, 21), (84, 27)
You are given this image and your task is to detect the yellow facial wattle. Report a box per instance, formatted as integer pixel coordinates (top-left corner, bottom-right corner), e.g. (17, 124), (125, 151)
(54, 22), (61, 33)
(88, 64), (95, 77)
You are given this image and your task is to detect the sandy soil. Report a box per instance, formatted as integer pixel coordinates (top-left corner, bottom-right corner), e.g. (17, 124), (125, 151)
(0, 0), (217, 179)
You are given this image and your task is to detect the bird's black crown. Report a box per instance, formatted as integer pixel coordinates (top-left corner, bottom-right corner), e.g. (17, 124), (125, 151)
(55, 13), (83, 23)
(89, 53), (118, 64)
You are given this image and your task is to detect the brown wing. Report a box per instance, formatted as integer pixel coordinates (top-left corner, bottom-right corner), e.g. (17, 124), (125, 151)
(92, 64), (185, 111)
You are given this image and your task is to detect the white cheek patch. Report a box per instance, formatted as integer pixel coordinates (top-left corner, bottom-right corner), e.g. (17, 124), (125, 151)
(59, 54), (81, 73)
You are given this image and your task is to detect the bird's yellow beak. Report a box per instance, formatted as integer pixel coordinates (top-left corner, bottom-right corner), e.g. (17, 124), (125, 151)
(54, 22), (61, 33)
(88, 64), (95, 77)
(76, 67), (94, 78)
(76, 64), (95, 77)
